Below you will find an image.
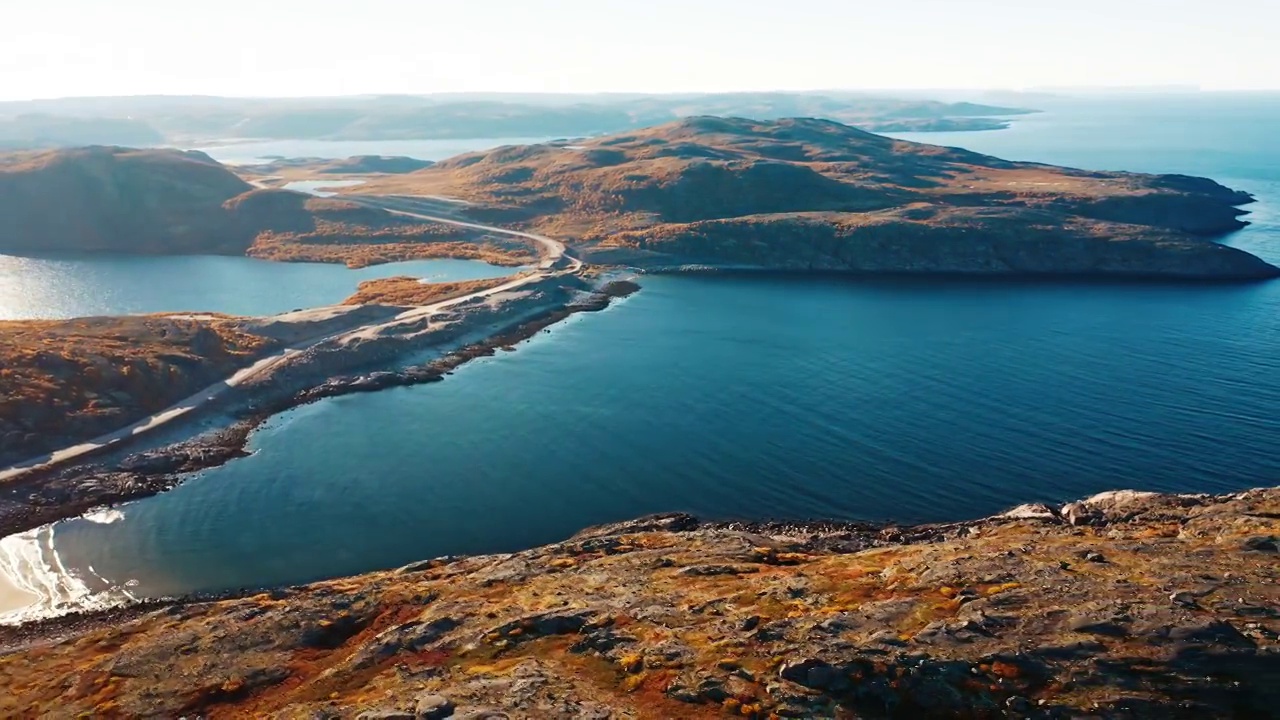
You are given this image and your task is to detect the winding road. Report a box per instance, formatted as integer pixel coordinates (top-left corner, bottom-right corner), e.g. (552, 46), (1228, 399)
(0, 197), (579, 483)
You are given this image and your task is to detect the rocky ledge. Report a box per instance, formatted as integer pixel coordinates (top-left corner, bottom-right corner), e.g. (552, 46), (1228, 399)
(1, 488), (1276, 718)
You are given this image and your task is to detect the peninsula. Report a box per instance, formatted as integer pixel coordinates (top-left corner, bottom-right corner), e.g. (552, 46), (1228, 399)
(348, 117), (1276, 279)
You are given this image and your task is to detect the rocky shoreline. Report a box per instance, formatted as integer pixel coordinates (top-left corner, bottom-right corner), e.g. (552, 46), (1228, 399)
(0, 279), (641, 540)
(633, 264), (1280, 282)
(0, 487), (1275, 718)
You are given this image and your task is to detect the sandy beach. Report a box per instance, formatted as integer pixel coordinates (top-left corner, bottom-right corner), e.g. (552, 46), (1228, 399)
(0, 569), (37, 619)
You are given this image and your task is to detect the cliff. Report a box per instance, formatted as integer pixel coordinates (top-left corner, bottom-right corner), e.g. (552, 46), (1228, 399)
(349, 117), (1276, 280)
(1, 488), (1275, 718)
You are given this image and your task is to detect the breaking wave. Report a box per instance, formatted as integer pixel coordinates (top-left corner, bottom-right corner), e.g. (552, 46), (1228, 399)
(0, 521), (135, 625)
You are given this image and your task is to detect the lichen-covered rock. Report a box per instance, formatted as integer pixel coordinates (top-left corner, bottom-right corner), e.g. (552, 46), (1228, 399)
(0, 487), (1277, 719)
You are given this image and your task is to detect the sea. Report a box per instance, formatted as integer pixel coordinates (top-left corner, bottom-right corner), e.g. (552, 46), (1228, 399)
(2, 94), (1277, 621)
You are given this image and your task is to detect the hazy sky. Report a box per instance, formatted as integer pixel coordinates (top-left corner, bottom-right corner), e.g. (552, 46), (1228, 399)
(4, 0), (1277, 100)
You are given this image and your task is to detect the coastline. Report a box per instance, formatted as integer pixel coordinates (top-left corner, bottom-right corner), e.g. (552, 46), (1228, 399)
(2, 484), (1271, 640)
(0, 486), (1275, 718)
(0, 278), (640, 542)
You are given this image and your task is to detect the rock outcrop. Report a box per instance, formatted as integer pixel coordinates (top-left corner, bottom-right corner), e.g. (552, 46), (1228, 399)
(1, 487), (1276, 718)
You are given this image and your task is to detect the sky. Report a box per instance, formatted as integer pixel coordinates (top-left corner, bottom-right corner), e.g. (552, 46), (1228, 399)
(3, 0), (1277, 100)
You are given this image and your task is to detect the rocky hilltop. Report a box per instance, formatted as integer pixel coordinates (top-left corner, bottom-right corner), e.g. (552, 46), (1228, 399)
(350, 117), (1277, 280)
(1, 488), (1275, 718)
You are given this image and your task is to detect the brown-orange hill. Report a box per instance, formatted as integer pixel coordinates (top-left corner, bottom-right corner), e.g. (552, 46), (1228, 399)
(348, 117), (1277, 279)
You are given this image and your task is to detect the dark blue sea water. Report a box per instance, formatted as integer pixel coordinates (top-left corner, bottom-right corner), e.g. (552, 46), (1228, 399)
(3, 95), (1278, 618)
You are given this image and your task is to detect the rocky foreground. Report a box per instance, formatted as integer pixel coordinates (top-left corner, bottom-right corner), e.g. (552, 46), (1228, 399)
(1, 488), (1276, 718)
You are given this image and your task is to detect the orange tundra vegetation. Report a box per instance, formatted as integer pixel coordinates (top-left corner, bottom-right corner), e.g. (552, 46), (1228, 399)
(0, 316), (276, 467)
(343, 117), (1276, 279)
(232, 195), (539, 269)
(341, 276), (515, 307)
(0, 148), (537, 268)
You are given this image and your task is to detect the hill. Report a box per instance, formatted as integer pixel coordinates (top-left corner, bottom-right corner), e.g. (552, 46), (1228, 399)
(0, 147), (256, 254)
(0, 147), (531, 266)
(348, 117), (1277, 279)
(0, 488), (1275, 718)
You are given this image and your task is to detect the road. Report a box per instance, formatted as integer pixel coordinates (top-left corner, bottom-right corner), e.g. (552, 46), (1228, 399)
(355, 195), (580, 273)
(0, 199), (579, 483)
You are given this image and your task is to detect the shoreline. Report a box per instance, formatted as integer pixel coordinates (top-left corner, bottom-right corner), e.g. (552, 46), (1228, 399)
(0, 279), (640, 542)
(640, 263), (1280, 283)
(0, 510), (903, 644)
(1, 484), (1275, 714)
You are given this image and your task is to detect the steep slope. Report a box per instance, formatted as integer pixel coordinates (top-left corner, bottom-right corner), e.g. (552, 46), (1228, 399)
(350, 117), (1276, 279)
(0, 488), (1275, 718)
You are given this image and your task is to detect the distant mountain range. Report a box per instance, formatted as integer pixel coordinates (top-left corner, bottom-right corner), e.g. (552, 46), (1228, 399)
(0, 92), (1037, 149)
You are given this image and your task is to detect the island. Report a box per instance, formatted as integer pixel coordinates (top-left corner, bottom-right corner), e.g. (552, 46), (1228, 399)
(0, 488), (1275, 717)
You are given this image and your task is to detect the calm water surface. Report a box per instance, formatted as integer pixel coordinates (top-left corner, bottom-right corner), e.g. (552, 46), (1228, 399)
(0, 255), (516, 320)
(3, 95), (1279, 618)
